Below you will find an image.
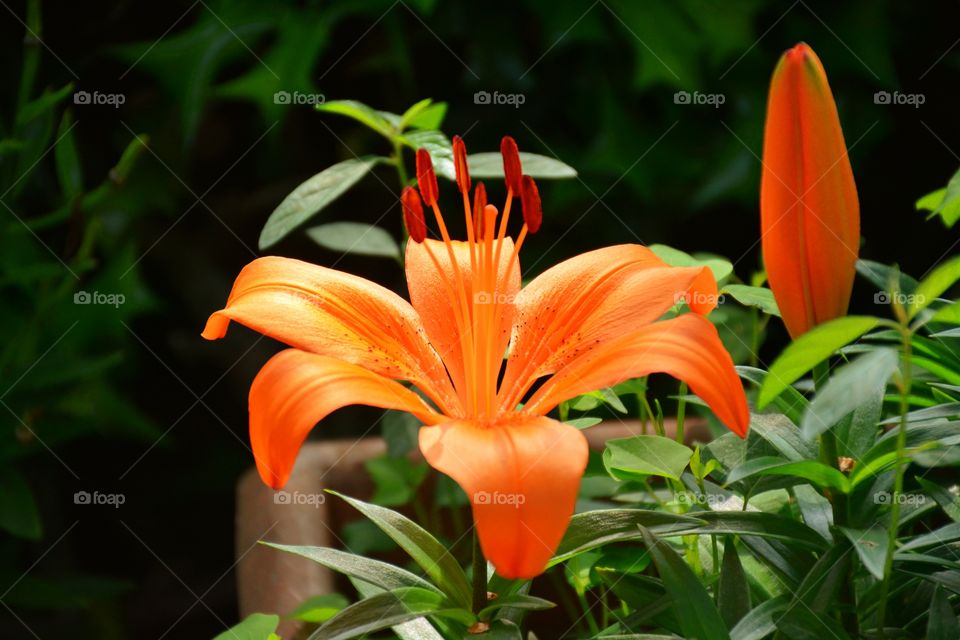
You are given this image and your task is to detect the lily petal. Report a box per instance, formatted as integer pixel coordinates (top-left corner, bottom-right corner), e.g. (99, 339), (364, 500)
(251, 349), (444, 488)
(419, 416), (588, 579)
(526, 314), (749, 437)
(499, 244), (716, 411)
(405, 239), (520, 401)
(203, 256), (459, 415)
(761, 43), (859, 338)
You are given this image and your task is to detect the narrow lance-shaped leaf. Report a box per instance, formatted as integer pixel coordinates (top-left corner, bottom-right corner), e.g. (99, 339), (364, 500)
(259, 157), (382, 249)
(800, 348), (898, 440)
(758, 316), (881, 409)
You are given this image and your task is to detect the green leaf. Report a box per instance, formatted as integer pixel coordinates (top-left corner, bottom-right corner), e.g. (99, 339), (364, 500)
(758, 316), (881, 409)
(552, 510), (704, 564)
(213, 613), (279, 640)
(674, 511), (829, 550)
(638, 526), (731, 640)
(399, 99), (447, 131)
(316, 100), (395, 138)
(565, 417), (603, 429)
(917, 167), (960, 228)
(331, 492), (472, 608)
(260, 157), (382, 249)
(721, 284), (780, 316)
(800, 348), (898, 440)
(917, 476), (960, 521)
(793, 484), (833, 542)
(927, 585), (960, 640)
(55, 111), (82, 198)
(465, 152), (577, 179)
(307, 222), (401, 260)
(603, 436), (693, 481)
(838, 526), (888, 580)
(313, 587), (453, 640)
(478, 594), (555, 620)
(288, 593), (349, 623)
(0, 470), (42, 539)
(718, 538), (750, 629)
(736, 367), (807, 424)
(649, 244), (733, 283)
(264, 543), (441, 593)
(364, 455), (428, 506)
(725, 457), (851, 494)
(909, 255), (960, 319)
(399, 130), (454, 180)
(857, 259), (919, 295)
(728, 595), (789, 640)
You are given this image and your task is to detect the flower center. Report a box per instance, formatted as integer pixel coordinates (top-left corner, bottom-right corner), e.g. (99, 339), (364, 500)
(402, 136), (541, 421)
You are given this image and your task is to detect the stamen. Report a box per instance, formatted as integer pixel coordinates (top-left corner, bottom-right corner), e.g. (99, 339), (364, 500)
(416, 148), (439, 206)
(401, 187), (427, 243)
(473, 182), (487, 236)
(453, 135), (471, 194)
(500, 137), (522, 193)
(520, 175), (542, 233)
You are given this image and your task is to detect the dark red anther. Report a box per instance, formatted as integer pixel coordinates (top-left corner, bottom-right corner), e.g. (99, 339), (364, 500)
(401, 186), (427, 243)
(453, 135), (471, 194)
(416, 148), (439, 206)
(500, 136), (522, 194)
(473, 181), (487, 233)
(520, 175), (542, 233)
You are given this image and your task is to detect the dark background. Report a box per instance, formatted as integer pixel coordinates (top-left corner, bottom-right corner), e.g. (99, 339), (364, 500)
(1, 0), (959, 637)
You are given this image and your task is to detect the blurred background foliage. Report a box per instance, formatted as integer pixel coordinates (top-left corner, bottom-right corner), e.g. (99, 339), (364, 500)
(1, 0), (959, 636)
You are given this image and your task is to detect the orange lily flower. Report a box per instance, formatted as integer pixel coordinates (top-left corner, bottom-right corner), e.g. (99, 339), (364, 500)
(761, 42), (860, 338)
(203, 137), (749, 579)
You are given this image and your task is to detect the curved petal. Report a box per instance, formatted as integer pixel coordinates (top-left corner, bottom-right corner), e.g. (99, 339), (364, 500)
(761, 43), (859, 338)
(526, 314), (749, 437)
(499, 244), (717, 411)
(406, 239), (520, 402)
(203, 256), (459, 415)
(251, 349), (444, 488)
(419, 416), (588, 579)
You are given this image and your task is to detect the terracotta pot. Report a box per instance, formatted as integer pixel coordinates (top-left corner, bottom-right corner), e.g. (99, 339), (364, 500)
(235, 418), (706, 638)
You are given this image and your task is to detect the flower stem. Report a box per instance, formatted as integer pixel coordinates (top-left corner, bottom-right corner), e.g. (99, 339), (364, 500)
(675, 382), (687, 444)
(876, 325), (912, 635)
(471, 528), (487, 614)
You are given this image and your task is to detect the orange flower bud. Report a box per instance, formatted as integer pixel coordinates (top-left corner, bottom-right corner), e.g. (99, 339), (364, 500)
(761, 43), (860, 338)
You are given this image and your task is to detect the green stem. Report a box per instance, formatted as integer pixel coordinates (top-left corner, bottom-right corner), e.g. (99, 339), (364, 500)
(393, 140), (409, 188)
(471, 528), (487, 614)
(675, 381), (688, 444)
(576, 590), (601, 636)
(876, 326), (913, 635)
